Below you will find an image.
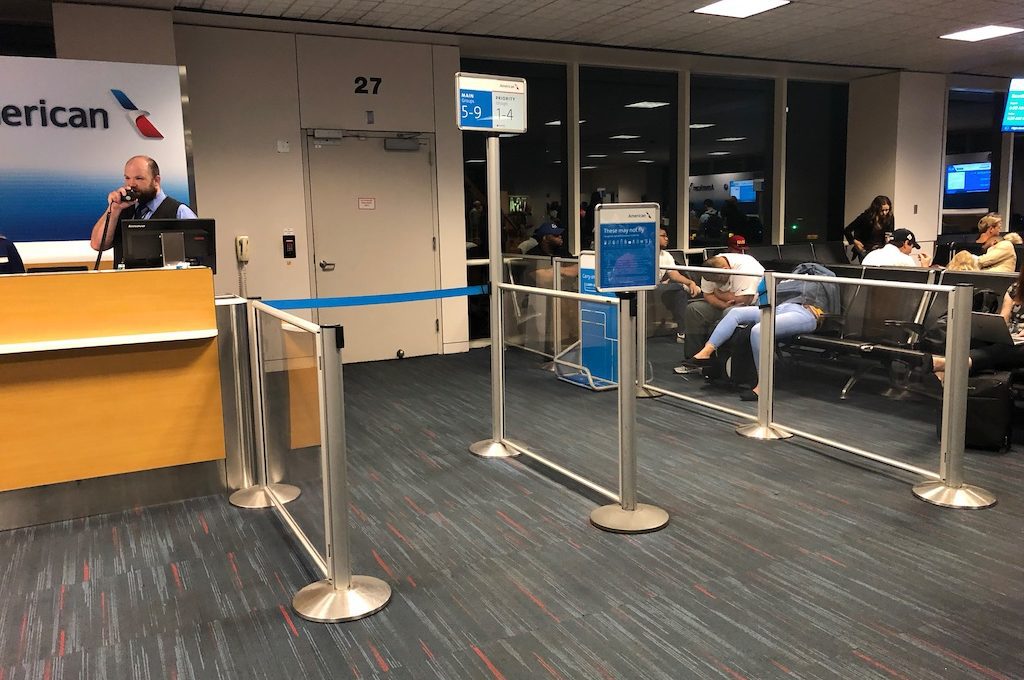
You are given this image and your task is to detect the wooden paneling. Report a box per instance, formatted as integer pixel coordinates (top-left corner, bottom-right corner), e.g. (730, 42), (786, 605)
(0, 268), (224, 492)
(0, 268), (216, 345)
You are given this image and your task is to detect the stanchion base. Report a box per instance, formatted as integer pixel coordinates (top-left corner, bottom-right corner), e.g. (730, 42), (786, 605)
(539, 360), (556, 372)
(293, 576), (392, 623)
(228, 483), (301, 509)
(469, 440), (519, 458)
(912, 481), (997, 509)
(590, 503), (669, 534)
(735, 422), (793, 440)
(635, 385), (662, 399)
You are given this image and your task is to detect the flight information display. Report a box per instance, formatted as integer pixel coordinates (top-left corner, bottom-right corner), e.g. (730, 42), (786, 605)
(945, 162), (991, 194)
(1001, 78), (1024, 133)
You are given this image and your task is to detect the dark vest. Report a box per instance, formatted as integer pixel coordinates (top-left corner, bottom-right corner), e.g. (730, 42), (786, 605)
(112, 195), (184, 266)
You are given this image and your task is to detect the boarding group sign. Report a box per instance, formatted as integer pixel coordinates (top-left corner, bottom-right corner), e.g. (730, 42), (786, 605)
(455, 72), (527, 133)
(0, 56), (190, 242)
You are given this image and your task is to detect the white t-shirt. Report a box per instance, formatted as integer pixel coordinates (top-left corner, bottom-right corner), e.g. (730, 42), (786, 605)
(862, 243), (917, 267)
(701, 252), (765, 298)
(659, 250), (676, 279)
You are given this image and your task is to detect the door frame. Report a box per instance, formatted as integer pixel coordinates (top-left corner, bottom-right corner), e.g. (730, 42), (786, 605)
(300, 129), (443, 354)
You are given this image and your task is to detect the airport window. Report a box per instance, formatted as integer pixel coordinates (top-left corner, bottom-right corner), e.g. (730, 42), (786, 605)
(784, 81), (848, 244)
(578, 66), (677, 249)
(689, 75), (774, 246)
(460, 59), (568, 258)
(942, 90), (1003, 233)
(1012, 134), (1024, 234)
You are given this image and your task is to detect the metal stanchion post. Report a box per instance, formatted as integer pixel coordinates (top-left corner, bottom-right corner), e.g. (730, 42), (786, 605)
(540, 259), (560, 372)
(591, 293), (669, 533)
(736, 271), (792, 440)
(230, 299), (300, 508)
(913, 284), (996, 509)
(634, 289), (659, 398)
(293, 325), (392, 622)
(471, 135), (518, 458)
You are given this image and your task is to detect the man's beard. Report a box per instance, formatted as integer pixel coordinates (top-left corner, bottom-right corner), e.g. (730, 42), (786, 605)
(138, 187), (159, 204)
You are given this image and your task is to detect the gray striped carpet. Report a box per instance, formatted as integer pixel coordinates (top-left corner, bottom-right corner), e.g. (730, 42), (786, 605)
(1, 343), (1022, 679)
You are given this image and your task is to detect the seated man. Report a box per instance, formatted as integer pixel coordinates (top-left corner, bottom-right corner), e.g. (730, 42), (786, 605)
(862, 229), (925, 267)
(0, 235), (26, 274)
(656, 228), (699, 342)
(675, 251), (764, 373)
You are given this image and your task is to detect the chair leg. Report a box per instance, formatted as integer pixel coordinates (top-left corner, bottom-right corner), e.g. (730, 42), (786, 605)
(840, 372), (860, 400)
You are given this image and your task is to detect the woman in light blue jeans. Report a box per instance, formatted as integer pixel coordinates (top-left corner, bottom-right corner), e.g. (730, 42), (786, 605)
(690, 263), (840, 400)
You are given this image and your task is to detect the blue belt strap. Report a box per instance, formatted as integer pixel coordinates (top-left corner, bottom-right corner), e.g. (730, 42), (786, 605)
(264, 285), (489, 310)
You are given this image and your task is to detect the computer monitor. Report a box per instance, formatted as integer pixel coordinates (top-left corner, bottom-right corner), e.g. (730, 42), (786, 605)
(945, 162), (991, 195)
(729, 179), (756, 203)
(121, 218), (217, 273)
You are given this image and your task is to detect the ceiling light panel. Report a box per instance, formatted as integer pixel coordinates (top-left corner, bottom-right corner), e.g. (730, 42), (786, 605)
(625, 101), (670, 108)
(940, 26), (1024, 42)
(694, 0), (790, 19)
(610, 134), (641, 140)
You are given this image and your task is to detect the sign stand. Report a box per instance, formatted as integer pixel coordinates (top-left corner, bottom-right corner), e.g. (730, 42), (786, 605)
(588, 203), (668, 534)
(459, 72), (526, 460)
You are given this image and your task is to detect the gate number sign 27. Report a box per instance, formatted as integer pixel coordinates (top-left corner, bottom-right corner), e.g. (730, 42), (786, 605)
(354, 76), (382, 94)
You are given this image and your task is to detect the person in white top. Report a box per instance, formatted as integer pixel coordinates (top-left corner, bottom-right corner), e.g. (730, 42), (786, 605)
(861, 229), (923, 267)
(677, 251), (765, 368)
(656, 228), (700, 342)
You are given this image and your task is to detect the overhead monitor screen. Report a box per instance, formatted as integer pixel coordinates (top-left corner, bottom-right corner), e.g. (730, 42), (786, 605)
(1001, 78), (1024, 132)
(945, 162), (991, 194)
(729, 179), (756, 202)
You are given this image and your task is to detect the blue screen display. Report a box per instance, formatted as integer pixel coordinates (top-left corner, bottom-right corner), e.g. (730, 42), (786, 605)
(1001, 78), (1024, 133)
(945, 162), (991, 195)
(729, 179), (756, 202)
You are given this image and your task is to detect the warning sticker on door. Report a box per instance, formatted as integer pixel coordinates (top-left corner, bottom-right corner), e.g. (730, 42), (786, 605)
(358, 197), (376, 210)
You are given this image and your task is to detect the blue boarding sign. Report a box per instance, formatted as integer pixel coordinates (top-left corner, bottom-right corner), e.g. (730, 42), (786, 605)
(594, 203), (660, 293)
(455, 72), (527, 133)
(1001, 78), (1024, 133)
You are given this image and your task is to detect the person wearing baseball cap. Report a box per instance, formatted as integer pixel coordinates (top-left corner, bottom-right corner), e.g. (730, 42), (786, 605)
(727, 234), (748, 253)
(861, 228), (921, 267)
(526, 222), (570, 258)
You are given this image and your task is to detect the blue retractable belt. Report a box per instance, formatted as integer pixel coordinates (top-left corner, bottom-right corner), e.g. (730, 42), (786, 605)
(264, 285), (489, 310)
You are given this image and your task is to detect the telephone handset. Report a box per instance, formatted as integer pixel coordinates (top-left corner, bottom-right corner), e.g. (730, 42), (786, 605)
(235, 235), (250, 264)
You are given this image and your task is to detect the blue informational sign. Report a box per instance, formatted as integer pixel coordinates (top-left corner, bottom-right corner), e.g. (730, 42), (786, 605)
(455, 73), (527, 133)
(573, 254), (618, 388)
(594, 203), (660, 293)
(1001, 78), (1024, 133)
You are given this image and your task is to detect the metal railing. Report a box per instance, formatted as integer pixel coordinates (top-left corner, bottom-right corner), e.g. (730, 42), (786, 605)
(228, 300), (392, 623)
(639, 265), (996, 510)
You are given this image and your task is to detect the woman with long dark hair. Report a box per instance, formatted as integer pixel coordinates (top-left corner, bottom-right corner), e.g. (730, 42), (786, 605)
(844, 195), (894, 261)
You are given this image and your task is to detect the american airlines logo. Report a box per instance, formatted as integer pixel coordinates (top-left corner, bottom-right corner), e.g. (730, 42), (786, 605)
(111, 89), (164, 139)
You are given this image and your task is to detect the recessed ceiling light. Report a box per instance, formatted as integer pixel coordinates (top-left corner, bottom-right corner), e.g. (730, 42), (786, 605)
(545, 120), (562, 126)
(579, 119), (587, 124)
(466, 159), (486, 163)
(622, 150), (646, 154)
(690, 123), (715, 129)
(499, 133), (516, 138)
(610, 134), (641, 140)
(587, 154), (608, 158)
(638, 160), (655, 164)
(694, 0), (790, 18)
(940, 25), (1024, 42)
(708, 151), (730, 156)
(717, 137), (746, 142)
(553, 160), (562, 164)
(625, 101), (670, 109)
(582, 165), (598, 170)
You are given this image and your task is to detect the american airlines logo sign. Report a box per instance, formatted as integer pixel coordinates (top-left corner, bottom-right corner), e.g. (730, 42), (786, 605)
(0, 88), (162, 138)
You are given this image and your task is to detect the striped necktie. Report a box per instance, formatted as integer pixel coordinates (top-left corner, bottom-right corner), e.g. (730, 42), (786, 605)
(136, 203), (149, 220)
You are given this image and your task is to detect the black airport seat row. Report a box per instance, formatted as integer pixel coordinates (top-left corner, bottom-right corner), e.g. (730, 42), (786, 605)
(781, 266), (1019, 398)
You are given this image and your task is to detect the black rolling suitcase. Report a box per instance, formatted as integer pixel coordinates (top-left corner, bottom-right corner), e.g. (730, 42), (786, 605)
(703, 323), (758, 388)
(936, 372), (1013, 452)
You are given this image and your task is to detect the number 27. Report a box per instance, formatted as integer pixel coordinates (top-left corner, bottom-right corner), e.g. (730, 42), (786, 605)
(354, 76), (382, 94)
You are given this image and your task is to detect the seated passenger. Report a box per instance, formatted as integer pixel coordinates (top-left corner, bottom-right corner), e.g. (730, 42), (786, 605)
(656, 228), (699, 342)
(690, 263), (839, 400)
(946, 249), (979, 271)
(930, 266), (1024, 377)
(977, 223), (1017, 272)
(861, 229), (921, 267)
(0, 235), (26, 274)
(675, 251), (764, 372)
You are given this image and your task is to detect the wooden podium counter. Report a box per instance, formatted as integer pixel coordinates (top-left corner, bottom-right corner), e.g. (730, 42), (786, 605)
(0, 268), (225, 492)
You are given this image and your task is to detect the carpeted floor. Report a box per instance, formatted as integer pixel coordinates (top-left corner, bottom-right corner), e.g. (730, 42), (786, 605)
(2, 343), (1022, 679)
